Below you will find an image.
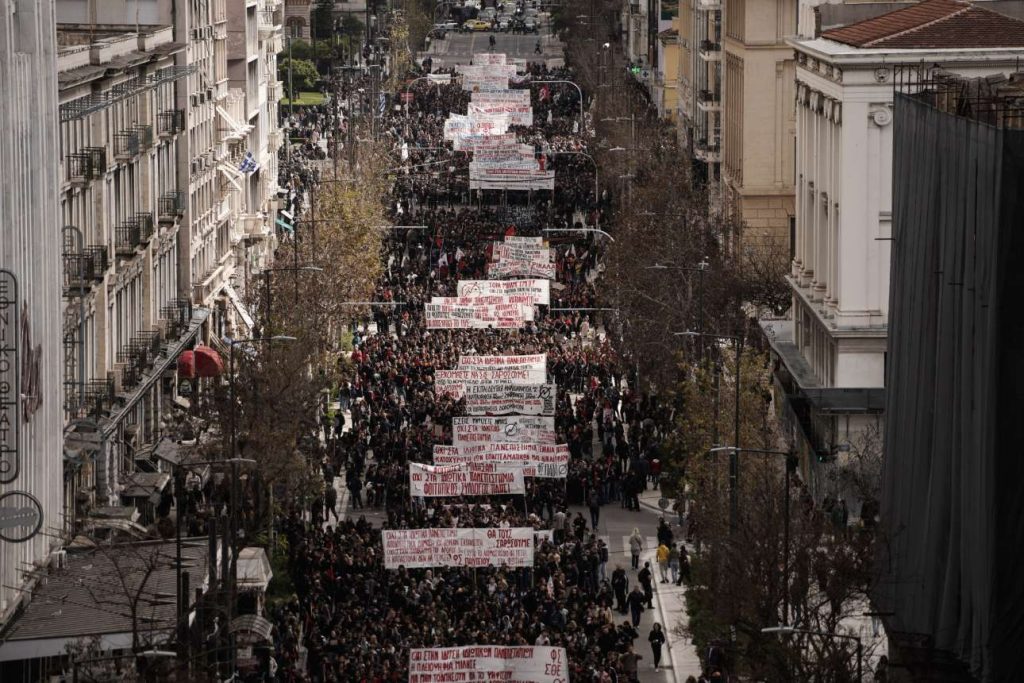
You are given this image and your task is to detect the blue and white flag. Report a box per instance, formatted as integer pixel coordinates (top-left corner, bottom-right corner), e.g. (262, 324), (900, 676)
(378, 93), (387, 117)
(239, 151), (259, 174)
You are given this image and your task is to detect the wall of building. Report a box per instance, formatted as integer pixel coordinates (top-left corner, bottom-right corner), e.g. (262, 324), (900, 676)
(0, 0), (65, 624)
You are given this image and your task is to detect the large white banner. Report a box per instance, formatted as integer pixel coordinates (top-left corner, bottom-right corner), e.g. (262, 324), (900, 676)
(473, 53), (508, 66)
(468, 102), (533, 126)
(438, 366), (544, 384)
(454, 132), (517, 152)
(430, 294), (540, 308)
(424, 302), (533, 329)
(444, 113), (510, 141)
(457, 279), (550, 306)
(469, 163), (555, 191)
(489, 258), (557, 280)
(408, 646), (568, 683)
(472, 143), (538, 165)
(382, 528), (534, 569)
(464, 383), (557, 416)
(472, 90), (531, 105)
(458, 354), (546, 379)
(434, 444), (569, 478)
(409, 462), (525, 497)
(453, 416), (556, 445)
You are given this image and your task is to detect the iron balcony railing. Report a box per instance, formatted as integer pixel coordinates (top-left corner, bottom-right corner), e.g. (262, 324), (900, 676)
(160, 297), (193, 338)
(157, 109), (185, 137)
(136, 213), (155, 244)
(158, 191), (185, 219)
(63, 246), (109, 294)
(67, 147), (107, 184)
(115, 218), (142, 256)
(114, 130), (141, 160)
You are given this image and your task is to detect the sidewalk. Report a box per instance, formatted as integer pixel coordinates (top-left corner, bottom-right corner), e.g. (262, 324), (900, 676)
(639, 488), (704, 680)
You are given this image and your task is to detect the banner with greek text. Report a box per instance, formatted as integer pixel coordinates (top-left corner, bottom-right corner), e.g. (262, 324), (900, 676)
(464, 383), (556, 415)
(408, 646), (569, 683)
(456, 279), (550, 305)
(409, 462), (526, 497)
(382, 527), (534, 569)
(458, 354), (546, 379)
(434, 444), (569, 478)
(452, 416), (556, 445)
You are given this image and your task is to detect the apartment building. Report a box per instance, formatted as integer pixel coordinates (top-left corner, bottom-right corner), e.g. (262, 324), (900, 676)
(0, 0), (66, 627)
(761, 0), (1024, 500)
(51, 0), (283, 529)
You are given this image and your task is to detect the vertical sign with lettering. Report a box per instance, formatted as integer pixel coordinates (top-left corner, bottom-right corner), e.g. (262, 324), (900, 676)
(0, 270), (19, 484)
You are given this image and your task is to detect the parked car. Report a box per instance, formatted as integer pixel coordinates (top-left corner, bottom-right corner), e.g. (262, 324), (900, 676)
(435, 20), (460, 30)
(463, 18), (492, 31)
(497, 16), (512, 30)
(523, 16), (538, 32)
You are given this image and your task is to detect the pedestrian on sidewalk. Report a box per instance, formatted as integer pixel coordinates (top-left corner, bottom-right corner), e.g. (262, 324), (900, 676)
(638, 562), (654, 608)
(324, 484), (338, 524)
(668, 543), (681, 584)
(656, 542), (670, 583)
(626, 586), (646, 628)
(648, 622), (666, 672)
(598, 538), (609, 581)
(628, 528), (644, 570)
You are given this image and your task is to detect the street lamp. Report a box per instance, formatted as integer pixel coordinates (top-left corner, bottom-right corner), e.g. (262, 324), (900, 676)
(761, 626), (863, 682)
(548, 150), (600, 202)
(675, 330), (743, 533)
(711, 445), (797, 625)
(646, 260), (709, 337)
(530, 80), (585, 130)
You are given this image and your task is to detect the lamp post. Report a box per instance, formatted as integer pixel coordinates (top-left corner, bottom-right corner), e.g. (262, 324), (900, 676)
(543, 227), (615, 242)
(675, 330), (743, 533)
(530, 80), (585, 130)
(711, 445), (797, 625)
(646, 259), (710, 341)
(761, 626), (863, 682)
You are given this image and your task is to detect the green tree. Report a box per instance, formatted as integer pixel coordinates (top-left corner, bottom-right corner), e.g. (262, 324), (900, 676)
(312, 0), (335, 39)
(338, 14), (364, 38)
(278, 58), (319, 97)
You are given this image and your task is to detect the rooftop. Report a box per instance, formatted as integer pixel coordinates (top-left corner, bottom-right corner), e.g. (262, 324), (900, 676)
(822, 0), (1024, 49)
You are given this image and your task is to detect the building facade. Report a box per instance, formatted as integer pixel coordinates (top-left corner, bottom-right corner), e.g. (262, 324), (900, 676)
(0, 0), (65, 627)
(762, 0), (1024, 501)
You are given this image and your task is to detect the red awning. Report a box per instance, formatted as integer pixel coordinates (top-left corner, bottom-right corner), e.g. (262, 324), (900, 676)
(177, 350), (196, 379)
(194, 345), (224, 378)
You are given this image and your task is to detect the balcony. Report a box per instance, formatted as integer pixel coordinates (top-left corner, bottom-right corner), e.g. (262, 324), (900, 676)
(158, 191), (185, 221)
(697, 0), (721, 9)
(258, 9), (281, 41)
(116, 330), (163, 391)
(136, 124), (154, 150)
(81, 376), (116, 419)
(157, 109), (185, 137)
(160, 298), (193, 339)
(698, 40), (722, 61)
(67, 147), (106, 185)
(115, 218), (143, 256)
(114, 130), (141, 160)
(63, 245), (109, 295)
(237, 213), (268, 241)
(697, 89), (721, 112)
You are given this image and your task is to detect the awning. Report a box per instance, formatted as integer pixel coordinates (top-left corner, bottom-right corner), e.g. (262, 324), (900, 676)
(178, 349), (196, 378)
(120, 471), (171, 498)
(229, 614), (274, 643)
(236, 547), (273, 592)
(223, 283), (255, 332)
(194, 345), (224, 377)
(219, 164), (245, 193)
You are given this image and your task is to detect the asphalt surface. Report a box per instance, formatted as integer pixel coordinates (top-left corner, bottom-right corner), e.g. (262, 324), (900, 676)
(422, 29), (564, 69)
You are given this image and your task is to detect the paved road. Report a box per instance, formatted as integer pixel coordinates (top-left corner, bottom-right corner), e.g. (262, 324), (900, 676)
(423, 30), (564, 69)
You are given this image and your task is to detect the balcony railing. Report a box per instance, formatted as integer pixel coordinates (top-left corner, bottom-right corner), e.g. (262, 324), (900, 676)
(137, 213), (155, 244)
(160, 298), (193, 339)
(698, 89), (720, 103)
(115, 218), (143, 256)
(699, 39), (721, 53)
(114, 130), (141, 160)
(158, 191), (185, 220)
(82, 376), (116, 418)
(136, 124), (154, 149)
(116, 330), (163, 390)
(67, 147), (106, 184)
(157, 109), (185, 137)
(63, 245), (109, 295)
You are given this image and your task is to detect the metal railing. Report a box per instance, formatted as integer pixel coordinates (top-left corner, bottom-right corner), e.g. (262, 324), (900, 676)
(63, 246), (109, 294)
(699, 39), (721, 52)
(114, 130), (141, 160)
(137, 213), (155, 244)
(115, 218), (143, 256)
(67, 147), (107, 183)
(158, 109), (185, 137)
(158, 191), (185, 219)
(160, 298), (193, 338)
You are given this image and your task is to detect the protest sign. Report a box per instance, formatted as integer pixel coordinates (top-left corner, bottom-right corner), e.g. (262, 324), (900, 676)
(409, 462), (525, 497)
(463, 383), (557, 416)
(408, 646), (568, 683)
(458, 354), (546, 379)
(457, 279), (550, 306)
(452, 416), (556, 445)
(382, 528), (534, 569)
(434, 443), (568, 478)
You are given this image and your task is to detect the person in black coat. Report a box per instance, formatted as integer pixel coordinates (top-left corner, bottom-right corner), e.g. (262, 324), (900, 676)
(626, 586), (646, 627)
(638, 562), (654, 608)
(612, 566), (629, 613)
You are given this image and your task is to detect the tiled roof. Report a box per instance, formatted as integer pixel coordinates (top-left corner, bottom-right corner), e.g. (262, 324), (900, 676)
(3, 539), (211, 643)
(822, 0), (1024, 49)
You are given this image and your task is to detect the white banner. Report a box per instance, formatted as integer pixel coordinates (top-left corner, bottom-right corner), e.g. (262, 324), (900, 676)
(409, 462), (526, 497)
(408, 646), (568, 683)
(426, 73), (452, 84)
(437, 367), (543, 384)
(453, 416), (556, 445)
(430, 294), (539, 308)
(424, 302), (533, 329)
(468, 102), (533, 126)
(489, 258), (557, 279)
(457, 279), (550, 306)
(464, 383), (557, 416)
(458, 354), (546, 378)
(472, 90), (531, 105)
(454, 132), (517, 152)
(382, 527), (534, 569)
(473, 53), (508, 66)
(434, 443), (569, 478)
(469, 163), (555, 191)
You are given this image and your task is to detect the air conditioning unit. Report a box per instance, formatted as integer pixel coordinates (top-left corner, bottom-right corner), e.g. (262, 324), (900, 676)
(51, 550), (68, 570)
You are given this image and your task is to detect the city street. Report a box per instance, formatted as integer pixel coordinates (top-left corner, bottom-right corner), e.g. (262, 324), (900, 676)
(425, 30), (564, 69)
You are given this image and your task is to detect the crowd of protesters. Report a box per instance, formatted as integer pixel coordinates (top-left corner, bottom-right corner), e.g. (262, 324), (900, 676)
(257, 55), (709, 683)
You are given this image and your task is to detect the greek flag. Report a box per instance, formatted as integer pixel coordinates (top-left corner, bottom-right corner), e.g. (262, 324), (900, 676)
(239, 151), (259, 174)
(378, 93), (386, 117)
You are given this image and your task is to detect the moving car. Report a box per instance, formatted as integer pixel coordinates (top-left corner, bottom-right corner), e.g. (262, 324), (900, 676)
(497, 16), (512, 31)
(523, 16), (538, 32)
(434, 20), (460, 30)
(463, 18), (492, 31)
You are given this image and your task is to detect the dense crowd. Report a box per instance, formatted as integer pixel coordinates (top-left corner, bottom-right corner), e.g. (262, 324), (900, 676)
(261, 57), (696, 683)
